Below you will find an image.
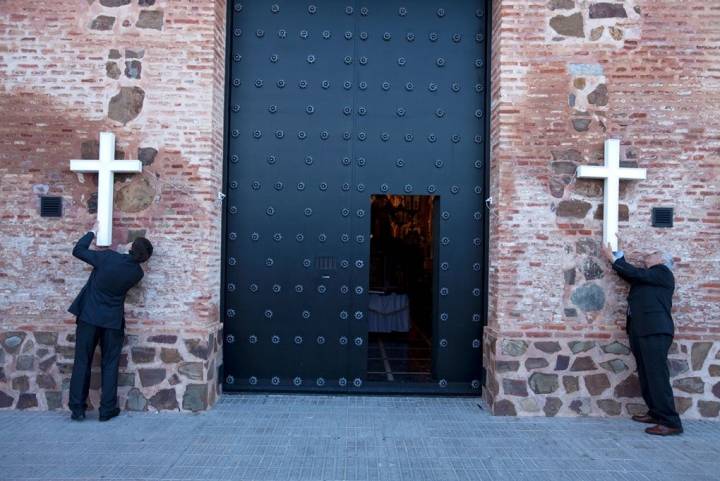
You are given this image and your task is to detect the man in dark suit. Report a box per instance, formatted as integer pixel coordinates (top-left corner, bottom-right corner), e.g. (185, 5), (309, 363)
(603, 235), (682, 435)
(68, 222), (153, 422)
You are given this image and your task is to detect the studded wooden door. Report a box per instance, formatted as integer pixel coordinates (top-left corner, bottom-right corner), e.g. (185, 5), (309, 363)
(223, 0), (488, 393)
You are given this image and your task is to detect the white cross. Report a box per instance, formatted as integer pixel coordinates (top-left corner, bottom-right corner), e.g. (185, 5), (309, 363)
(70, 132), (142, 247)
(576, 139), (646, 251)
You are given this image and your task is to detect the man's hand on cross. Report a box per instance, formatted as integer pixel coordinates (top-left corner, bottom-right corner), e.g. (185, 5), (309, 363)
(602, 242), (616, 264)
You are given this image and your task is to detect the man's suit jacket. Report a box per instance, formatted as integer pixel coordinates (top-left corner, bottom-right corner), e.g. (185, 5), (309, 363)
(612, 256), (675, 337)
(68, 232), (144, 330)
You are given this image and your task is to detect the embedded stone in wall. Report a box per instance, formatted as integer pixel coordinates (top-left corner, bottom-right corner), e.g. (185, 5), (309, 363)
(587, 84), (608, 106)
(571, 356), (598, 372)
(0, 392), (14, 408)
(691, 342), (713, 370)
(556, 200), (591, 218)
(46, 392), (62, 410)
(16, 355), (34, 371)
(125, 60), (142, 79)
(136, 10), (164, 30)
(39, 355), (56, 372)
(183, 384), (208, 411)
(600, 359), (628, 373)
(550, 12), (584, 38)
(584, 373), (610, 395)
(570, 284), (605, 312)
(698, 401), (720, 418)
(494, 399), (517, 416)
(535, 341), (562, 354)
(672, 376), (704, 394)
(667, 359), (689, 378)
(563, 376), (579, 393)
(138, 147), (158, 166)
(90, 15), (116, 31)
(572, 118), (592, 132)
(548, 0), (575, 10)
(594, 203), (629, 221)
(543, 397), (563, 416)
(37, 373), (56, 390)
(576, 238), (601, 256)
(34, 332), (58, 346)
(503, 379), (528, 397)
(131, 346), (156, 363)
(709, 365), (720, 377)
(574, 179), (604, 198)
(115, 176), (155, 213)
(625, 403), (646, 416)
(139, 368), (165, 387)
(525, 358), (550, 370)
(125, 388), (148, 411)
(589, 3), (628, 19)
(109, 49), (122, 59)
(108, 86), (145, 125)
(712, 381), (720, 398)
(106, 62), (121, 81)
(100, 0), (131, 6)
(126, 48), (145, 59)
(12, 376), (30, 392)
(1, 332), (26, 354)
(501, 340), (528, 357)
(496, 361), (520, 373)
(581, 258), (604, 281)
(569, 398), (590, 415)
(178, 362), (203, 381)
(597, 399), (621, 415)
(675, 397), (693, 415)
(17, 393), (38, 410)
(601, 341), (630, 355)
(555, 355), (570, 371)
(590, 26), (604, 41)
(150, 388), (178, 410)
(563, 269), (576, 285)
(160, 348), (182, 363)
(529, 373), (559, 394)
(614, 374), (641, 398)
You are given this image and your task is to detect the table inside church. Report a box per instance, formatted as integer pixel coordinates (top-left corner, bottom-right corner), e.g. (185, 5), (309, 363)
(367, 291), (410, 333)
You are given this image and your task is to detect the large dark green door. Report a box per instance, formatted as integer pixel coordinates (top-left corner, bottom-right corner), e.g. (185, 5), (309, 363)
(223, 0), (488, 393)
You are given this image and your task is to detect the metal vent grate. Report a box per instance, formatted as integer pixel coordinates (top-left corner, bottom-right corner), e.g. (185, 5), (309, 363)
(651, 207), (673, 228)
(40, 196), (63, 217)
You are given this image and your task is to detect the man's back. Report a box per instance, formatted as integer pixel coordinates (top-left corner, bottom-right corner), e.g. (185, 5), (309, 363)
(612, 257), (675, 336)
(69, 232), (144, 329)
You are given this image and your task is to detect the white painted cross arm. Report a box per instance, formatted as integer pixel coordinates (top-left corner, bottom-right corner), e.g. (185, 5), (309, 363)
(576, 139), (646, 251)
(70, 132), (142, 247)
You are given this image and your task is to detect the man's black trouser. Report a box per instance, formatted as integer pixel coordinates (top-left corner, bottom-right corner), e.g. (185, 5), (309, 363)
(629, 333), (682, 429)
(69, 320), (124, 416)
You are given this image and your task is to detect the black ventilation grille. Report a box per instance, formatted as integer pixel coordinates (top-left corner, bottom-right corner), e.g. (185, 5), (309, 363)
(652, 207), (673, 228)
(40, 196), (63, 217)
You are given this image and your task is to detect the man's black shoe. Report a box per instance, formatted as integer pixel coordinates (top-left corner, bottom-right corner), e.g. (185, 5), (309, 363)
(99, 408), (120, 422)
(70, 411), (85, 421)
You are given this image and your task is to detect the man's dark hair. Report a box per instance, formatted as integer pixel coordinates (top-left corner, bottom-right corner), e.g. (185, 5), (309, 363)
(129, 237), (153, 263)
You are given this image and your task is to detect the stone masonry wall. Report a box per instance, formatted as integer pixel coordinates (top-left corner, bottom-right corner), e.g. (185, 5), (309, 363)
(485, 0), (720, 418)
(0, 0), (227, 411)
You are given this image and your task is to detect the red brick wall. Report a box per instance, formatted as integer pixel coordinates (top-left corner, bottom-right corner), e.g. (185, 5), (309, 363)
(485, 0), (720, 418)
(0, 0), (226, 411)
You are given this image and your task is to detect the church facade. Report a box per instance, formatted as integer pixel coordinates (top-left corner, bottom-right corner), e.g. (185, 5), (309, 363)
(1, 0), (718, 419)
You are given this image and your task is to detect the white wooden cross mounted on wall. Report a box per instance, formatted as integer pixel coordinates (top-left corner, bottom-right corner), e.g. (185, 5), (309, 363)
(576, 139), (646, 251)
(70, 132), (142, 247)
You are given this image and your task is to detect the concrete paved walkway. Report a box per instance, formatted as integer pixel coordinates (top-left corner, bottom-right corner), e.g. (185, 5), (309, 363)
(0, 394), (718, 481)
